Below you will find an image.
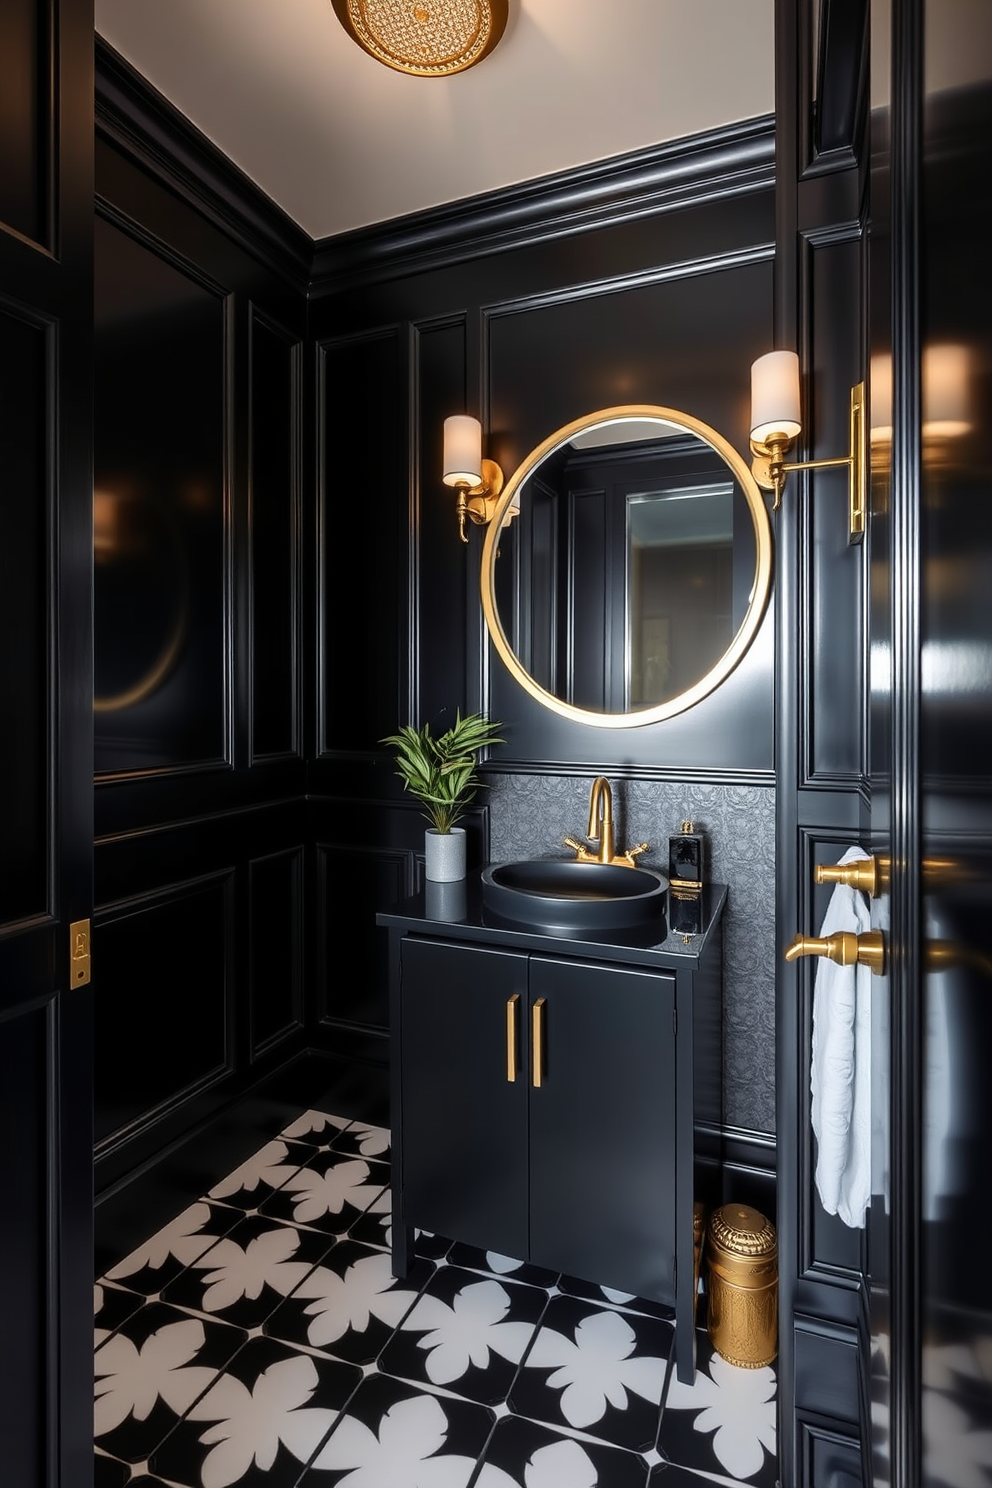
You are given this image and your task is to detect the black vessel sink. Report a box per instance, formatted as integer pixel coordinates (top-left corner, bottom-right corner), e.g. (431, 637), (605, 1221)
(480, 858), (667, 933)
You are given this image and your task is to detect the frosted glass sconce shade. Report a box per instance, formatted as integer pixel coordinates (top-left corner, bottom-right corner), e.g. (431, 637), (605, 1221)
(443, 415), (483, 488)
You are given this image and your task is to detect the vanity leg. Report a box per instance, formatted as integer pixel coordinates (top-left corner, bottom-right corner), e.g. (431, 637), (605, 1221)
(675, 1309), (698, 1383)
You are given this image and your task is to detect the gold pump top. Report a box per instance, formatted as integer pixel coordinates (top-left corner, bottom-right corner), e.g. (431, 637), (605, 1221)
(708, 1204), (777, 1258)
(681, 820), (693, 834)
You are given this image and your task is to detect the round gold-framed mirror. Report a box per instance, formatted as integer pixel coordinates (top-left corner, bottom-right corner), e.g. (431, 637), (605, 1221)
(480, 404), (773, 728)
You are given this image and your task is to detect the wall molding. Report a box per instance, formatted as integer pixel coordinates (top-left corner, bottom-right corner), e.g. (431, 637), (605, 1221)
(310, 116), (775, 294)
(95, 37), (313, 295)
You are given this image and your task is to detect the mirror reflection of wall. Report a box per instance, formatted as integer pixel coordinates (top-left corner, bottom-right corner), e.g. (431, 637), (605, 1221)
(495, 423), (759, 716)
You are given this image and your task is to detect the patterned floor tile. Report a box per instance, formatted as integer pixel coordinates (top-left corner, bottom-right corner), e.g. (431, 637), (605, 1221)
(95, 1280), (146, 1345)
(258, 1151), (390, 1236)
(100, 1200), (243, 1298)
(297, 1372), (496, 1485)
(656, 1329), (777, 1486)
(557, 1271), (675, 1321)
(263, 1239), (434, 1363)
(149, 1334), (361, 1488)
(377, 1264), (549, 1406)
(508, 1293), (672, 1454)
(326, 1119), (391, 1163)
(473, 1413), (650, 1487)
(446, 1242), (559, 1289)
(278, 1111), (354, 1148)
(94, 1451), (130, 1488)
(206, 1137), (313, 1212)
(94, 1301), (246, 1463)
(159, 1213), (336, 1329)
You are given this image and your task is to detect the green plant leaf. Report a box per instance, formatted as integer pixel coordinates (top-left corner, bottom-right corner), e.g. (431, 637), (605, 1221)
(380, 710), (504, 833)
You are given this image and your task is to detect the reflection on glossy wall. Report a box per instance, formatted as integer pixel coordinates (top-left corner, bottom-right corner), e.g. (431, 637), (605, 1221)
(94, 213), (226, 775)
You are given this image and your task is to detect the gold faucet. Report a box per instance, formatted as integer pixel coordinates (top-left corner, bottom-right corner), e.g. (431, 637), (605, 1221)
(563, 776), (650, 867)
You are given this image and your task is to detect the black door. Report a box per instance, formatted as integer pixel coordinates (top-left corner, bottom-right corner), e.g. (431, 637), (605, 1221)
(528, 956), (677, 1301)
(399, 937), (530, 1257)
(0, 0), (94, 1483)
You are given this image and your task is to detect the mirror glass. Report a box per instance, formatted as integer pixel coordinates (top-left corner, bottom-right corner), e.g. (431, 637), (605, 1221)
(481, 406), (773, 727)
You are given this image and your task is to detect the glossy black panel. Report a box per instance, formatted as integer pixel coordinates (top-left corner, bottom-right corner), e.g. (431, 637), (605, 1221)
(0, 305), (48, 924)
(250, 312), (299, 759)
(94, 877), (232, 1147)
(0, 0), (48, 245)
(318, 845), (400, 1030)
(808, 235), (865, 782)
(0, 1006), (47, 1486)
(319, 330), (404, 753)
(94, 212), (227, 774)
(416, 318), (470, 727)
(248, 847), (303, 1056)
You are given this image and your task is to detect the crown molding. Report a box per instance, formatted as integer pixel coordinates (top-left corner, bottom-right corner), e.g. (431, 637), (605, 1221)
(311, 114), (775, 296)
(95, 37), (313, 295)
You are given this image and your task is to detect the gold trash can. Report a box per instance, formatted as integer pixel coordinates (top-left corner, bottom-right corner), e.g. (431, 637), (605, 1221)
(705, 1204), (778, 1368)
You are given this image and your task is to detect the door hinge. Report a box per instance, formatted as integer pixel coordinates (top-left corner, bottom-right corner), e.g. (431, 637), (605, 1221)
(69, 919), (91, 987)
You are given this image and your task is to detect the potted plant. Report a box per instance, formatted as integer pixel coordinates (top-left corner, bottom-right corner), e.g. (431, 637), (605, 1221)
(381, 709), (504, 882)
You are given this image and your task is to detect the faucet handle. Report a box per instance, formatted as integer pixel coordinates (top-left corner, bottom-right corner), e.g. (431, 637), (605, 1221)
(623, 842), (650, 864)
(563, 835), (583, 854)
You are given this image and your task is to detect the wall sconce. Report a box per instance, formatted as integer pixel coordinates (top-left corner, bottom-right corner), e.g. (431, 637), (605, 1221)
(870, 345), (972, 454)
(443, 415), (504, 543)
(749, 350), (867, 543)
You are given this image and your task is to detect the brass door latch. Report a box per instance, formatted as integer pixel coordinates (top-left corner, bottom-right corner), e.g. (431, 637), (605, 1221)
(69, 919), (91, 987)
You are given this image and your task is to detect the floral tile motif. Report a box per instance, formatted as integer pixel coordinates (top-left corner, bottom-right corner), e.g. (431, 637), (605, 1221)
(446, 1242), (559, 1289)
(264, 1240), (433, 1364)
(557, 1271), (674, 1321)
(279, 1111), (353, 1148)
(159, 1213), (336, 1329)
(473, 1414), (649, 1488)
(207, 1139), (312, 1211)
(95, 1280), (146, 1345)
(94, 1301), (246, 1463)
(657, 1329), (776, 1486)
(326, 1120), (391, 1163)
(508, 1293), (672, 1453)
(297, 1372), (495, 1485)
(258, 1151), (390, 1236)
(377, 1265), (548, 1406)
(149, 1334), (361, 1488)
(101, 1200), (242, 1297)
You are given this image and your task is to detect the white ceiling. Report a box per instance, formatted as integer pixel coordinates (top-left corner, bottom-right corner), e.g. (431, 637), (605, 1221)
(94, 0), (776, 242)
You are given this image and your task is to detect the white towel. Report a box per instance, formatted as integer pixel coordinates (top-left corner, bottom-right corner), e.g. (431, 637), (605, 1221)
(810, 846), (872, 1228)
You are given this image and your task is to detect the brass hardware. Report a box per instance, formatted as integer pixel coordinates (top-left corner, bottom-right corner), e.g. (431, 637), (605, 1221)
(563, 779), (650, 867)
(751, 380), (867, 543)
(785, 929), (886, 976)
(532, 997), (546, 1088)
(506, 993), (519, 1082)
(454, 459), (504, 544)
(925, 940), (992, 979)
(706, 1205), (778, 1368)
(69, 919), (91, 987)
(815, 855), (887, 898)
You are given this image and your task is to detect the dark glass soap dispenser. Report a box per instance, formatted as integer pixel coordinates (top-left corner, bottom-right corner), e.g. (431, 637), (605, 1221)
(668, 820), (705, 889)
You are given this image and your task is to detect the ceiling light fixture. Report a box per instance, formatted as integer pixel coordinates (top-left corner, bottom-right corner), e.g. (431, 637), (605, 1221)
(331, 0), (508, 77)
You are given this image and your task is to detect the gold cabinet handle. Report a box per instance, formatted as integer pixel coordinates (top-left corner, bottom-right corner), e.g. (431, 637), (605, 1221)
(815, 855), (885, 897)
(785, 929), (886, 976)
(506, 994), (519, 1082)
(532, 997), (546, 1088)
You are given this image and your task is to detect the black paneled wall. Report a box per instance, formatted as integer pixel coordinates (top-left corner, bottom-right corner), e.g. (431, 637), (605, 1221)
(92, 45), (310, 1193)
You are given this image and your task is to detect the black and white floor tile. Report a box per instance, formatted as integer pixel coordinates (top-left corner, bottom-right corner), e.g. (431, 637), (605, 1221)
(95, 1104), (779, 1487)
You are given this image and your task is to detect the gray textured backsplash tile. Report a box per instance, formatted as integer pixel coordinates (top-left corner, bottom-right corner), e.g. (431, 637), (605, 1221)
(484, 773), (776, 1136)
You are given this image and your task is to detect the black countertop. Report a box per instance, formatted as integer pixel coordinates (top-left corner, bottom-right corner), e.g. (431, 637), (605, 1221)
(377, 869), (727, 971)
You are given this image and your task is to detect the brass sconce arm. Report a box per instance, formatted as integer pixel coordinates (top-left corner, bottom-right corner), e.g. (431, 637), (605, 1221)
(452, 460), (504, 544)
(443, 414), (504, 543)
(749, 352), (867, 543)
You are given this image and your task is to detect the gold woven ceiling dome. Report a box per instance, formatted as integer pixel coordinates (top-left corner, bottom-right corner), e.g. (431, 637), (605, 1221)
(331, 0), (509, 77)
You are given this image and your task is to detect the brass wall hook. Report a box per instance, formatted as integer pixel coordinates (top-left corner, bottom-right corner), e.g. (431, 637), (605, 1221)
(785, 929), (886, 976)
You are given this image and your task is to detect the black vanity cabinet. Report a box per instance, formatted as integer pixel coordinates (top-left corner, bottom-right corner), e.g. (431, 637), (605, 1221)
(377, 877), (726, 1383)
(398, 936), (676, 1297)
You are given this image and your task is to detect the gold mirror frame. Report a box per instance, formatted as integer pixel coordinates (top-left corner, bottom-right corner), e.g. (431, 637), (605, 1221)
(480, 404), (774, 729)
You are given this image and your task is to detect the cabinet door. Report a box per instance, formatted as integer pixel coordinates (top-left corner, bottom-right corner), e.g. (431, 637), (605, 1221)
(399, 937), (529, 1257)
(528, 957), (677, 1303)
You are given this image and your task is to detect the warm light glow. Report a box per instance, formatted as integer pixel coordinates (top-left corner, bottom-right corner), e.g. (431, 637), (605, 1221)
(443, 414), (482, 487)
(93, 490), (119, 560)
(869, 344), (971, 446)
(750, 350), (802, 446)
